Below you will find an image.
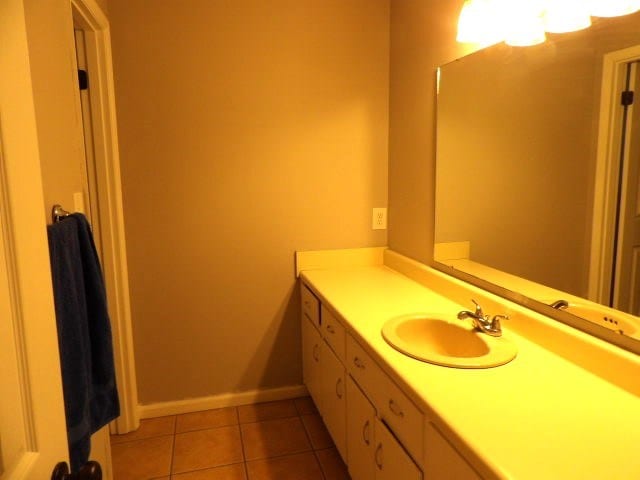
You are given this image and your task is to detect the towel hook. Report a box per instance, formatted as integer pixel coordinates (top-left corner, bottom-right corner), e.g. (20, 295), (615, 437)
(52, 204), (72, 223)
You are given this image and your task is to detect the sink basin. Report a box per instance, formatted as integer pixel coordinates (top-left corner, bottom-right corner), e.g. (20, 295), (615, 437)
(563, 303), (638, 336)
(542, 298), (639, 336)
(381, 314), (517, 368)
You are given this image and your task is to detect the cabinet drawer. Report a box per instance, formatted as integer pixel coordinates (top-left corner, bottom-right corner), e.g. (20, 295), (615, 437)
(375, 374), (424, 467)
(374, 417), (422, 480)
(347, 334), (423, 467)
(346, 334), (386, 405)
(301, 284), (320, 328)
(321, 305), (346, 362)
(425, 422), (481, 480)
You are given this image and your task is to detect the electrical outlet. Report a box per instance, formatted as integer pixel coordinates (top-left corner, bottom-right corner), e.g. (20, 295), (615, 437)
(372, 207), (387, 230)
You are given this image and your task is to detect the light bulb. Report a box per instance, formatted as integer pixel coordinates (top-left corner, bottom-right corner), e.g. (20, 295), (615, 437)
(544, 0), (592, 33)
(590, 0), (640, 17)
(457, 0), (505, 46)
(504, 0), (546, 46)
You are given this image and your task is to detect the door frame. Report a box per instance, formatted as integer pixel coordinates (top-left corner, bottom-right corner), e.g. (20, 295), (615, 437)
(589, 44), (640, 306)
(70, 0), (139, 434)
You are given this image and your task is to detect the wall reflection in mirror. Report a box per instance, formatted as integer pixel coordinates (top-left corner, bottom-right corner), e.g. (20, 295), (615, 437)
(435, 12), (640, 348)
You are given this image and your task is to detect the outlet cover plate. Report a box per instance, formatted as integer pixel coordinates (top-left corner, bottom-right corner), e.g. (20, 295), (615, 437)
(372, 207), (387, 230)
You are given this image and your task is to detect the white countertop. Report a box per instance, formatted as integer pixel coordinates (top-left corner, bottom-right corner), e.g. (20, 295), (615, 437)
(300, 263), (640, 480)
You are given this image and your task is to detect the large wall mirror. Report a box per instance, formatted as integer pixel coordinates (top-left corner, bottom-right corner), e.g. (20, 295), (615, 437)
(434, 12), (640, 354)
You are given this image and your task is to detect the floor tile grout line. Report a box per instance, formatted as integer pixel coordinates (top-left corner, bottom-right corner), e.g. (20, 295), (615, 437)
(293, 398), (303, 416)
(232, 407), (251, 480)
(168, 428), (177, 478)
(312, 448), (328, 480)
(244, 443), (317, 464)
(237, 412), (250, 480)
(110, 432), (175, 446)
(299, 413), (320, 451)
(239, 413), (299, 425)
(171, 460), (246, 478)
(173, 421), (240, 435)
(302, 404), (328, 480)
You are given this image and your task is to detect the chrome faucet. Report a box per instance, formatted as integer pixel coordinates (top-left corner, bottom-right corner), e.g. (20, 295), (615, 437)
(549, 299), (569, 309)
(457, 299), (508, 337)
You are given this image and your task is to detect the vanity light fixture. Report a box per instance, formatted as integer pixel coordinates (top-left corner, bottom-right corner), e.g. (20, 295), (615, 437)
(503, 1), (546, 47)
(590, 0), (640, 17)
(544, 1), (592, 33)
(456, 0), (505, 46)
(457, 0), (639, 47)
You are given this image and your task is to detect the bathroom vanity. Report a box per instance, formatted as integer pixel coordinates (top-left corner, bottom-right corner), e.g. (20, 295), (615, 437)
(297, 248), (640, 480)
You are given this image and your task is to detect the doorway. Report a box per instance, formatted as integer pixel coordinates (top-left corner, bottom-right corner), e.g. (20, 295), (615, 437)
(69, 0), (139, 435)
(590, 45), (640, 317)
(612, 61), (640, 316)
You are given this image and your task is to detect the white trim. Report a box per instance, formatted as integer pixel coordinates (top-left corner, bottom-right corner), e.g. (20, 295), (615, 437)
(589, 44), (640, 304)
(70, 0), (139, 434)
(1, 452), (38, 480)
(138, 385), (309, 419)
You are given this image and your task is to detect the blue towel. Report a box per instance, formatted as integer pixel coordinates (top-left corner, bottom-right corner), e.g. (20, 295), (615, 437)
(47, 213), (120, 472)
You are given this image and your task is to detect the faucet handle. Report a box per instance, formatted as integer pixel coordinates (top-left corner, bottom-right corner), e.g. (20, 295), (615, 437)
(471, 299), (484, 318)
(491, 314), (509, 330)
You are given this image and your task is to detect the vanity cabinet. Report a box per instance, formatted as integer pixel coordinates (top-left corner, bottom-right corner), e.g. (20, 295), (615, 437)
(318, 336), (347, 458)
(301, 282), (477, 480)
(346, 375), (421, 480)
(374, 417), (422, 480)
(424, 423), (481, 480)
(346, 376), (376, 479)
(301, 308), (323, 410)
(347, 334), (423, 464)
(300, 286), (347, 460)
(345, 335), (423, 480)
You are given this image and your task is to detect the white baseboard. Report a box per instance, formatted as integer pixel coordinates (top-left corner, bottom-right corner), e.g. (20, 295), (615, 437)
(138, 384), (309, 419)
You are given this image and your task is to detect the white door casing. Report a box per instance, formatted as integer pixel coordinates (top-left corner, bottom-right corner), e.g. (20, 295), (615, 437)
(590, 44), (640, 310)
(614, 62), (640, 315)
(70, 0), (140, 435)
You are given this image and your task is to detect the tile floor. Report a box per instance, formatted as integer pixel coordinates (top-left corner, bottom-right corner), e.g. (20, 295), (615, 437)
(110, 396), (351, 480)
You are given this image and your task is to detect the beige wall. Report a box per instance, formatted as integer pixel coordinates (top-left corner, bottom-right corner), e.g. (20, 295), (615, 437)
(109, 0), (389, 403)
(388, 1), (472, 264)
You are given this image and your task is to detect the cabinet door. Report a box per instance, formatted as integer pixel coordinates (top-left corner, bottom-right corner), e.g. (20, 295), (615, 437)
(424, 422), (482, 480)
(374, 418), (422, 480)
(321, 339), (347, 461)
(302, 315), (323, 412)
(346, 375), (376, 480)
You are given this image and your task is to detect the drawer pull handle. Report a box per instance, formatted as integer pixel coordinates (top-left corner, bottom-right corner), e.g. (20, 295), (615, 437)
(304, 300), (311, 307)
(353, 357), (365, 369)
(375, 443), (383, 470)
(335, 377), (344, 399)
(362, 420), (371, 446)
(388, 399), (404, 418)
(326, 324), (335, 334)
(312, 344), (320, 362)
